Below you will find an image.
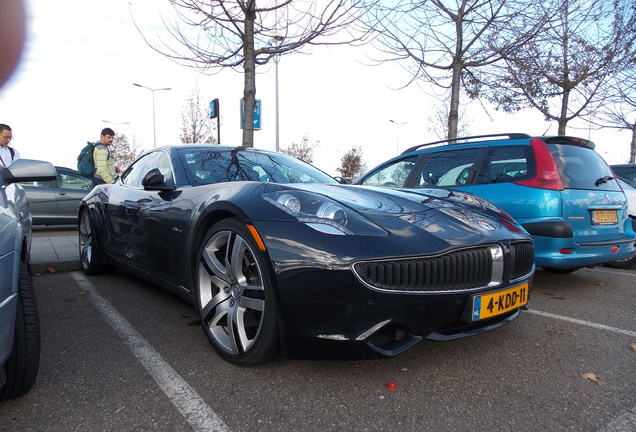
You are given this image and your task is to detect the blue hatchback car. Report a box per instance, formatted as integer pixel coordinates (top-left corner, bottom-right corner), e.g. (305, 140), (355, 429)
(356, 133), (636, 273)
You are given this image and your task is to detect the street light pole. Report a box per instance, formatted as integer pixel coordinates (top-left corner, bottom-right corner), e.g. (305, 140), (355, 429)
(274, 53), (280, 152)
(389, 119), (407, 154)
(133, 83), (171, 148)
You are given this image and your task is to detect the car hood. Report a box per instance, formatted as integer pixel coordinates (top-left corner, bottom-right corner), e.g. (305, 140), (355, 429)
(287, 184), (529, 244)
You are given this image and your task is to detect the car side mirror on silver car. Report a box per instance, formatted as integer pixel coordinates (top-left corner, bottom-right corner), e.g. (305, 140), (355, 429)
(0, 159), (57, 186)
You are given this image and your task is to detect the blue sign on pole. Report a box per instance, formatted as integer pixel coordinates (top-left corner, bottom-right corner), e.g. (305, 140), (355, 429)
(209, 98), (219, 119)
(240, 99), (261, 130)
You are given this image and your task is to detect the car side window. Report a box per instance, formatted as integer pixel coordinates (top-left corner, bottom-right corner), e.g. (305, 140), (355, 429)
(59, 172), (92, 190)
(476, 146), (532, 185)
(417, 149), (481, 187)
(19, 180), (54, 188)
(122, 151), (173, 188)
(122, 154), (152, 188)
(358, 155), (419, 188)
(155, 152), (173, 183)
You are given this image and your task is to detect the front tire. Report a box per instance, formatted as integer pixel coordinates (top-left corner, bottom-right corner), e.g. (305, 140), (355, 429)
(196, 218), (279, 366)
(0, 262), (40, 400)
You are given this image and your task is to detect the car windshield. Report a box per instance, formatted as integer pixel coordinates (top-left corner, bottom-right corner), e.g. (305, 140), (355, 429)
(176, 148), (338, 186)
(548, 144), (621, 191)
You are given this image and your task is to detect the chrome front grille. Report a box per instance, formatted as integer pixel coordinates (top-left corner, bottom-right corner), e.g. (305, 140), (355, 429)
(353, 245), (504, 293)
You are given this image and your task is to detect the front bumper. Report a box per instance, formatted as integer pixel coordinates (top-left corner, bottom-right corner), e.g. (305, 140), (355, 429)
(264, 235), (534, 360)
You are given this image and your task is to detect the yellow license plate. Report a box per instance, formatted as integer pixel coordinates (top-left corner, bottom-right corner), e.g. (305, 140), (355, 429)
(592, 210), (618, 224)
(472, 283), (529, 321)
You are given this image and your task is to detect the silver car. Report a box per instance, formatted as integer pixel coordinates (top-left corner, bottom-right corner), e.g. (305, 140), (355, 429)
(22, 166), (93, 225)
(0, 159), (56, 399)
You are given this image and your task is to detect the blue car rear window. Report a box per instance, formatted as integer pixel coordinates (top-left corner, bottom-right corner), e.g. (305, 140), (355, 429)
(549, 144), (621, 191)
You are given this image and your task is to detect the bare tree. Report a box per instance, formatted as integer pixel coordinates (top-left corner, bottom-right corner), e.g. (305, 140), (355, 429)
(586, 66), (636, 162)
(366, 0), (543, 139)
(281, 135), (319, 163)
(337, 146), (366, 180)
(477, 0), (635, 135)
(132, 0), (374, 148)
(180, 84), (216, 144)
(427, 98), (471, 140)
(111, 133), (145, 170)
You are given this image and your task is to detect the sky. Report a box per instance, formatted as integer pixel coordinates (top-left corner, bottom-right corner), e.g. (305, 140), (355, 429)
(0, 0), (632, 176)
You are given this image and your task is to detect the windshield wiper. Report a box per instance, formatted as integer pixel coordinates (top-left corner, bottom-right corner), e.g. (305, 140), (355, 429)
(594, 175), (614, 186)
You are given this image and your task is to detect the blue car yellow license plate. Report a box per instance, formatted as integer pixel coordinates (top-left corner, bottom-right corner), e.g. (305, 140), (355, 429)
(592, 210), (618, 224)
(472, 283), (529, 321)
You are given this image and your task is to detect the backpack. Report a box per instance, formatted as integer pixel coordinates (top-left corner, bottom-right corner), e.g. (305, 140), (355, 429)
(0, 147), (15, 167)
(77, 142), (96, 178)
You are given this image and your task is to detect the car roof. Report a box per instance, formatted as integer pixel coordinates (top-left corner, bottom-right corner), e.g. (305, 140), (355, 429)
(402, 133), (595, 154)
(159, 145), (279, 155)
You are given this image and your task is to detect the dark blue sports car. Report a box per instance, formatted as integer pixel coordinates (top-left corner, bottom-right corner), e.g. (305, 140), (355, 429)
(79, 146), (534, 365)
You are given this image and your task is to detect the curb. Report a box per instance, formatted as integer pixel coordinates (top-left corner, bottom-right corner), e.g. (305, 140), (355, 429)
(31, 261), (82, 275)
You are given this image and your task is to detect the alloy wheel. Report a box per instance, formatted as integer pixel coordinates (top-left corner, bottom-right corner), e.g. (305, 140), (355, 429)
(198, 229), (266, 355)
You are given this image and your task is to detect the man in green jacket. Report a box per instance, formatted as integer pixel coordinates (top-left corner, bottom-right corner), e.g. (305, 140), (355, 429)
(92, 127), (119, 185)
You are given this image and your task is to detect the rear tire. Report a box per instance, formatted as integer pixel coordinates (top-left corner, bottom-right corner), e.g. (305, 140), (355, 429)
(0, 262), (40, 400)
(79, 209), (106, 275)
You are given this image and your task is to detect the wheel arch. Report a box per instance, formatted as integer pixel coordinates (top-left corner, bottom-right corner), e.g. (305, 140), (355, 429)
(189, 206), (279, 287)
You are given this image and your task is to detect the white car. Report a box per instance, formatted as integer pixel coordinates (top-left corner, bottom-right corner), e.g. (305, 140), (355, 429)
(605, 177), (636, 269)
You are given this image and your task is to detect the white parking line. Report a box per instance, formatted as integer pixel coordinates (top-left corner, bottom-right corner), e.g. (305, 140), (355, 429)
(597, 406), (636, 432)
(585, 267), (636, 279)
(525, 309), (636, 337)
(71, 272), (230, 432)
(526, 308), (636, 432)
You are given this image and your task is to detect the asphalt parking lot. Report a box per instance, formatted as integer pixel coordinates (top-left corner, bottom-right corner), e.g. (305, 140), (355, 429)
(1, 246), (635, 431)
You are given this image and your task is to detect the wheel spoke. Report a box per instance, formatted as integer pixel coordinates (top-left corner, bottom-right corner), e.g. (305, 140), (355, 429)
(237, 306), (260, 352)
(201, 232), (232, 284)
(200, 288), (231, 323)
(227, 306), (242, 353)
(229, 234), (248, 283)
(239, 294), (264, 312)
(209, 306), (239, 354)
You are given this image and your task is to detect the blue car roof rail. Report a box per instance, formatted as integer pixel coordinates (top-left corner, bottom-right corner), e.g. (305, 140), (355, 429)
(402, 133), (532, 154)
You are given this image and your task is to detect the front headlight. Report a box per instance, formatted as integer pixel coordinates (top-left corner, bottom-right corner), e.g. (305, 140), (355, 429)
(262, 191), (386, 236)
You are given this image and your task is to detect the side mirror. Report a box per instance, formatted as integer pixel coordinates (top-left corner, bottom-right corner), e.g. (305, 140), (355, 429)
(1, 159), (57, 186)
(141, 168), (175, 190)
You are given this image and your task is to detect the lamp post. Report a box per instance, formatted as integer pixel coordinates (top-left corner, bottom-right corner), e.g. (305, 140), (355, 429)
(101, 119), (129, 135)
(274, 53), (280, 152)
(389, 119), (407, 154)
(133, 83), (171, 148)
